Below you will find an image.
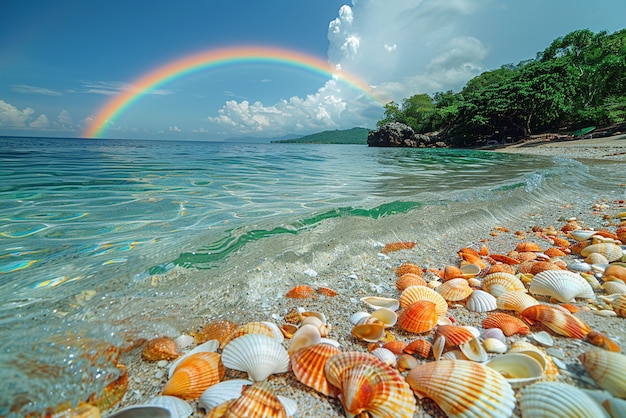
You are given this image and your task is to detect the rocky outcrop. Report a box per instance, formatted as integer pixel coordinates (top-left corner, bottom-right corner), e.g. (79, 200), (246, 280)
(367, 122), (446, 148)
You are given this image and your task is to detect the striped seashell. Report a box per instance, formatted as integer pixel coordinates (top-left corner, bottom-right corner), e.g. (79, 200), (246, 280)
(142, 337), (180, 362)
(613, 293), (626, 317)
(465, 289), (497, 312)
(291, 343), (341, 396)
(396, 262), (423, 277)
(435, 325), (475, 348)
(488, 253), (521, 265)
(586, 252), (610, 265)
(435, 278), (473, 301)
(520, 305), (591, 339)
(516, 251), (538, 263)
(602, 279), (626, 294)
(199, 379), (253, 413)
(168, 340), (219, 379)
(399, 285), (448, 316)
(487, 263), (516, 275)
(529, 270), (595, 303)
(193, 320), (238, 345)
(284, 284), (315, 298)
(287, 324), (322, 355)
(482, 272), (526, 297)
(316, 286), (338, 297)
(519, 382), (610, 418)
(516, 241), (543, 252)
(381, 241), (417, 254)
(496, 290), (539, 313)
(395, 273), (426, 291)
(580, 243), (624, 262)
(579, 350), (626, 399)
(544, 247), (567, 257)
(219, 321), (283, 350)
(406, 360), (516, 418)
(147, 395), (194, 418)
(529, 260), (563, 275)
(482, 313), (530, 336)
(324, 351), (416, 418)
(221, 333), (289, 381)
(383, 340), (407, 355)
(371, 347), (397, 368)
(570, 240), (590, 255)
(403, 339), (431, 358)
(603, 264), (626, 283)
(397, 300), (438, 334)
(206, 381), (288, 418)
(162, 352), (225, 399)
(360, 296), (400, 311)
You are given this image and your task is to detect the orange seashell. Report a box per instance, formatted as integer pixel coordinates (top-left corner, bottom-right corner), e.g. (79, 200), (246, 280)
(569, 240), (589, 255)
(316, 286), (338, 297)
(496, 290), (539, 313)
(381, 241), (417, 254)
(603, 264), (626, 283)
(351, 321), (386, 343)
(613, 294), (626, 317)
(458, 247), (481, 258)
(193, 320), (238, 345)
(458, 250), (488, 270)
(291, 343), (341, 396)
(220, 321), (282, 349)
(520, 305), (591, 339)
(142, 337), (180, 361)
(559, 303), (580, 313)
(482, 272), (526, 297)
(479, 244), (489, 256)
(285, 285), (315, 299)
(399, 285), (448, 317)
(404, 339), (431, 358)
(435, 325), (475, 347)
(593, 229), (620, 240)
(383, 340), (407, 355)
(482, 313), (530, 336)
(435, 278), (473, 301)
(516, 241), (543, 252)
(162, 351), (225, 399)
(208, 381), (287, 418)
(529, 261), (563, 275)
(395, 273), (426, 291)
(616, 226), (626, 242)
(561, 220), (579, 233)
(549, 236), (570, 248)
(396, 262), (423, 277)
(487, 263), (516, 275)
(489, 254), (521, 265)
(397, 300), (438, 334)
(443, 265), (465, 281)
(543, 247), (567, 257)
(516, 251), (538, 262)
(584, 331), (620, 352)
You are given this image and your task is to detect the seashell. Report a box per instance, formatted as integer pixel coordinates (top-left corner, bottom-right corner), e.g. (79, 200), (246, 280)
(516, 251), (538, 263)
(142, 337), (180, 362)
(382, 340), (407, 355)
(613, 293), (626, 317)
(397, 300), (438, 334)
(351, 321), (385, 343)
(199, 379), (253, 413)
(443, 265), (465, 280)
(487, 263), (516, 275)
(587, 252), (610, 265)
(370, 308), (398, 328)
(603, 264), (626, 283)
(603, 397), (626, 418)
(168, 340), (219, 379)
(147, 395), (194, 418)
(287, 324), (322, 355)
(529, 270), (595, 303)
(162, 352), (224, 399)
(602, 279), (626, 294)
(435, 325), (475, 348)
(516, 241), (543, 252)
(578, 349), (626, 399)
(108, 406), (170, 418)
(580, 243), (624, 262)
(529, 330), (554, 347)
(432, 336), (445, 361)
(404, 339), (431, 358)
(488, 253), (521, 265)
(435, 278), (473, 301)
(482, 272), (526, 297)
(316, 286), (338, 297)
(582, 272), (602, 289)
(399, 285), (448, 317)
(519, 382), (611, 418)
(174, 335), (194, 351)
(360, 296), (400, 311)
(482, 327), (507, 344)
(483, 312), (530, 336)
(371, 347), (397, 368)
(459, 338), (488, 362)
(350, 311), (371, 325)
(569, 229), (597, 241)
(460, 263), (481, 278)
(458, 249), (488, 269)
(465, 289), (497, 312)
(279, 324), (298, 339)
(485, 353), (543, 387)
(483, 338), (507, 354)
(496, 290), (539, 313)
(544, 247), (567, 257)
(427, 280), (442, 289)
(568, 261), (592, 272)
(559, 302), (580, 313)
(219, 321), (283, 350)
(397, 354), (419, 371)
(285, 284), (315, 298)
(520, 305), (591, 339)
(395, 273), (426, 291)
(585, 331), (621, 352)
(206, 381), (288, 418)
(406, 360), (516, 418)
(221, 333), (289, 381)
(528, 260), (563, 275)
(467, 277), (481, 287)
(396, 262), (423, 277)
(291, 343), (341, 396)
(300, 315), (330, 338)
(381, 241), (417, 254)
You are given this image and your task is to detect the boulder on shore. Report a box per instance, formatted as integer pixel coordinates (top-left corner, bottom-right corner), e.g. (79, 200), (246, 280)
(367, 122), (445, 148)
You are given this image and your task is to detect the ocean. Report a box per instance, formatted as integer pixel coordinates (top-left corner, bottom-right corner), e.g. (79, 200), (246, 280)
(1, 136), (624, 415)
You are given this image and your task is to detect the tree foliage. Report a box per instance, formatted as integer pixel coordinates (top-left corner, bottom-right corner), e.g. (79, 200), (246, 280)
(377, 29), (626, 146)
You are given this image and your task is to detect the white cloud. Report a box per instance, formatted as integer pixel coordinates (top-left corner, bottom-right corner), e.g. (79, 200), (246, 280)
(12, 84), (62, 96)
(169, 125), (181, 132)
(57, 110), (73, 128)
(29, 114), (49, 128)
(0, 99), (36, 127)
(82, 81), (174, 96)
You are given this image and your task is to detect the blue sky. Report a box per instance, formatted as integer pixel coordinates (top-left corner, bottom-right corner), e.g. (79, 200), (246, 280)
(1, 0), (625, 140)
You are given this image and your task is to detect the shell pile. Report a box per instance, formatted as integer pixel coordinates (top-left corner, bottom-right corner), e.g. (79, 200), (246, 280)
(57, 208), (626, 418)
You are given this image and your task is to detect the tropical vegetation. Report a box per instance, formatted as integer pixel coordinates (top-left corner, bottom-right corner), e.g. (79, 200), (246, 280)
(271, 127), (369, 144)
(377, 29), (626, 146)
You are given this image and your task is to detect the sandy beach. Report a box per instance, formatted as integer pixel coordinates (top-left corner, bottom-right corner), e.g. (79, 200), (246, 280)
(99, 138), (626, 418)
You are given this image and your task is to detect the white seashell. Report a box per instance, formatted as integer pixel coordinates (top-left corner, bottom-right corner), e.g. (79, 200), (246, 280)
(568, 261), (592, 271)
(485, 353), (544, 388)
(198, 379), (251, 412)
(360, 296), (400, 311)
(319, 337), (341, 347)
(465, 289), (497, 312)
(529, 331), (554, 347)
(569, 230), (596, 241)
(459, 338), (488, 362)
(261, 321), (285, 344)
(460, 326), (481, 339)
(174, 335), (195, 350)
(370, 307), (398, 328)
(221, 333), (289, 381)
(586, 253), (610, 265)
(482, 328), (507, 344)
(496, 290), (540, 313)
(146, 395), (193, 418)
(482, 272), (526, 297)
(287, 324), (322, 355)
(529, 270), (595, 303)
(432, 335), (445, 361)
(603, 396), (626, 418)
(580, 243), (624, 262)
(483, 338), (507, 354)
(168, 339), (219, 378)
(602, 280), (626, 295)
(277, 395), (298, 418)
(350, 311), (372, 325)
(460, 263), (481, 277)
(519, 382), (610, 417)
(370, 347), (397, 368)
(593, 309), (618, 317)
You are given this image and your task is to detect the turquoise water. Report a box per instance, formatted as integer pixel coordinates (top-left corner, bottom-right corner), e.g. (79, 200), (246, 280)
(0, 136), (624, 415)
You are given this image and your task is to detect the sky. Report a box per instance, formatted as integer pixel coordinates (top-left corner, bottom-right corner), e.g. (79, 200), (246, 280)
(1, 0), (625, 141)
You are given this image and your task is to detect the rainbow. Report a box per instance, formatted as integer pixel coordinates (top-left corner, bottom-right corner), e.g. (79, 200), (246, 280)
(83, 45), (383, 138)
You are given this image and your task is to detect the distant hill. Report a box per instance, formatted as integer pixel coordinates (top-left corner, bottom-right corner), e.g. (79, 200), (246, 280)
(271, 127), (370, 144)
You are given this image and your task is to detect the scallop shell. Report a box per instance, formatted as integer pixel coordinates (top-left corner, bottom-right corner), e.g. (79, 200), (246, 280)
(396, 262), (423, 277)
(602, 280), (626, 295)
(482, 312), (530, 336)
(516, 241), (543, 252)
(291, 343), (341, 396)
(603, 264), (626, 282)
(162, 352), (225, 399)
(397, 300), (438, 334)
(443, 265), (465, 280)
(465, 289), (497, 312)
(586, 252), (610, 265)
(496, 290), (540, 313)
(360, 296), (400, 311)
(520, 305), (591, 339)
(395, 273), (426, 291)
(519, 382), (610, 418)
(199, 379), (252, 413)
(529, 270), (595, 303)
(399, 285), (448, 316)
(482, 272), (526, 297)
(142, 337), (180, 362)
(613, 293), (626, 317)
(169, 340), (219, 379)
(206, 381), (288, 418)
(371, 347), (397, 368)
(404, 339), (431, 358)
(147, 395), (194, 418)
(485, 353), (543, 387)
(285, 284), (315, 298)
(580, 243), (624, 262)
(221, 333), (289, 381)
(324, 351), (416, 418)
(432, 278), (471, 302)
(382, 340), (407, 355)
(435, 325), (475, 348)
(579, 350), (626, 399)
(287, 323), (322, 355)
(406, 360), (516, 418)
(219, 321), (283, 350)
(487, 263), (517, 275)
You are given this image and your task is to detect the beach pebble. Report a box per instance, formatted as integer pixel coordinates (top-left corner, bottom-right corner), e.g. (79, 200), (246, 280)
(303, 268), (318, 277)
(546, 347), (565, 359)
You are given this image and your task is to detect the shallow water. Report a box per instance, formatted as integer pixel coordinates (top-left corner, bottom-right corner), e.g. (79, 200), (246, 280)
(0, 136), (624, 415)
